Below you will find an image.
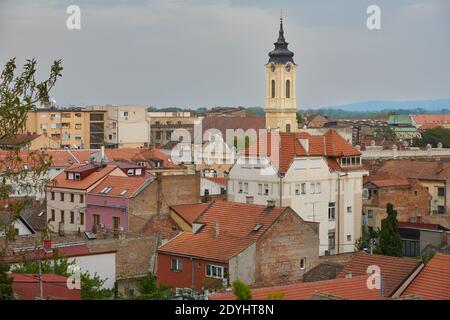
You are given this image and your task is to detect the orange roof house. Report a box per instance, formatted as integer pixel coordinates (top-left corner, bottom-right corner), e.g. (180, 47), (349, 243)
(157, 201), (319, 291)
(10, 274), (81, 300)
(402, 253), (450, 300)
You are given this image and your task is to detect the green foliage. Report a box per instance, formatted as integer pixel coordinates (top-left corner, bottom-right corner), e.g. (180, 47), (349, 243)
(267, 292), (284, 300)
(296, 112), (305, 125)
(80, 272), (113, 300)
(0, 58), (61, 253)
(355, 227), (379, 251)
(413, 126), (450, 148)
(232, 280), (252, 300)
(418, 251), (436, 264)
(136, 273), (171, 300)
(378, 203), (402, 257)
(0, 262), (13, 300)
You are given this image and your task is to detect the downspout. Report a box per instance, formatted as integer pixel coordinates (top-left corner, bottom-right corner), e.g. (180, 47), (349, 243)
(337, 173), (341, 254)
(190, 257), (195, 290)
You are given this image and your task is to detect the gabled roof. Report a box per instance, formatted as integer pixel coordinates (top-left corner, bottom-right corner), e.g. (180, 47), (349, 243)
(338, 252), (422, 297)
(204, 177), (226, 186)
(170, 203), (210, 226)
(403, 253), (450, 300)
(411, 114), (450, 125)
(210, 275), (382, 300)
(89, 174), (153, 198)
(363, 171), (410, 188)
(247, 130), (361, 173)
(104, 148), (177, 168)
(159, 202), (289, 262)
(47, 165), (119, 190)
(378, 160), (450, 181)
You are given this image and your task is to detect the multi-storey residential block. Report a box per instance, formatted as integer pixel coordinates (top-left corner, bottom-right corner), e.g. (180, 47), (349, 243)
(86, 105), (150, 149)
(147, 112), (197, 148)
(227, 130), (368, 256)
(25, 107), (106, 149)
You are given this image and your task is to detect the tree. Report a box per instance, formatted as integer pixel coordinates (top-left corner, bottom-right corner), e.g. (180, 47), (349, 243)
(232, 280), (252, 300)
(0, 58), (62, 253)
(0, 261), (13, 300)
(377, 203), (402, 257)
(136, 273), (170, 300)
(413, 126), (450, 148)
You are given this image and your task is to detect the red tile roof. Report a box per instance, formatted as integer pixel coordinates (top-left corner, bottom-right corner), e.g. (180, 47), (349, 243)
(210, 275), (382, 300)
(399, 222), (449, 231)
(10, 273), (81, 300)
(403, 253), (450, 300)
(104, 148), (177, 168)
(89, 174), (153, 198)
(247, 130), (361, 173)
(412, 114), (450, 125)
(378, 160), (450, 181)
(170, 203), (210, 226)
(363, 171), (410, 188)
(205, 177), (226, 186)
(338, 252), (422, 297)
(159, 202), (288, 262)
(47, 165), (120, 190)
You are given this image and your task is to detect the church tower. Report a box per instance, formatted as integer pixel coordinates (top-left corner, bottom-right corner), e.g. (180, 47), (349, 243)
(265, 14), (298, 133)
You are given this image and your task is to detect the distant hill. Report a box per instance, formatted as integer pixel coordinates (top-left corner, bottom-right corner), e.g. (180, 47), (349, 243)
(323, 99), (450, 112)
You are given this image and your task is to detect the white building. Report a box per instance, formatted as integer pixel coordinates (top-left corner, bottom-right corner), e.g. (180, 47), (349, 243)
(227, 130), (368, 256)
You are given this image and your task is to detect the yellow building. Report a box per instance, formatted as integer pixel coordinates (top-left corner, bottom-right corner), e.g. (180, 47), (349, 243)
(25, 108), (106, 149)
(265, 15), (298, 133)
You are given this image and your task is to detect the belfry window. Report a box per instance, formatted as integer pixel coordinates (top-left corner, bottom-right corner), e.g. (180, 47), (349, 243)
(286, 80), (291, 98)
(286, 123), (291, 132)
(271, 80), (276, 98)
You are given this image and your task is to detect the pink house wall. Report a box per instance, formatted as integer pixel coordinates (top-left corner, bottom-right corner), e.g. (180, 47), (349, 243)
(86, 194), (129, 231)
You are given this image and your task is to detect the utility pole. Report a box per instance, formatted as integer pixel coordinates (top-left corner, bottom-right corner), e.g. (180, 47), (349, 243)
(38, 253), (43, 300)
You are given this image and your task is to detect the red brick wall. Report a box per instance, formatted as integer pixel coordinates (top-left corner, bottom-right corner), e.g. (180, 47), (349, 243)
(157, 253), (227, 292)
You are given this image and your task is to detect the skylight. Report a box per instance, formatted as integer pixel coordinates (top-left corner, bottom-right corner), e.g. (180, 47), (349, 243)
(119, 189), (128, 196)
(100, 186), (113, 194)
(253, 224), (263, 232)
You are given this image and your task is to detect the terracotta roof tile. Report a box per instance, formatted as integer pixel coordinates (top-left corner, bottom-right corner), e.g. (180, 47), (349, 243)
(338, 252), (422, 297)
(210, 275), (382, 300)
(378, 160), (450, 181)
(159, 202), (287, 262)
(412, 114), (450, 125)
(403, 253), (450, 300)
(47, 165), (119, 190)
(89, 174), (153, 198)
(170, 203), (210, 226)
(205, 177), (226, 186)
(363, 171), (410, 188)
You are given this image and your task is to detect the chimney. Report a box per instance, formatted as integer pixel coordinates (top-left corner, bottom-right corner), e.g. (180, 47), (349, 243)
(299, 139), (309, 155)
(246, 196), (254, 204)
(100, 146), (105, 162)
(214, 221), (220, 238)
(267, 199), (276, 208)
(43, 239), (52, 253)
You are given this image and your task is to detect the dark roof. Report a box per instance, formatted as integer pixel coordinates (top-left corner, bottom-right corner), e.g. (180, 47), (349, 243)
(268, 18), (295, 64)
(303, 262), (345, 283)
(19, 202), (47, 232)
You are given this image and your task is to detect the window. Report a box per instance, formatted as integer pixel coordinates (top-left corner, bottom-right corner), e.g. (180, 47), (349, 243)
(264, 184), (270, 196)
(286, 80), (291, 98)
(243, 182), (249, 194)
(135, 168), (142, 176)
(402, 240), (420, 257)
(206, 264), (224, 279)
(127, 169), (134, 176)
(70, 194), (74, 202)
(60, 210), (65, 223)
(347, 206), (352, 213)
(437, 205), (445, 214)
(301, 183), (306, 195)
(166, 131), (172, 140)
(113, 217), (120, 230)
(51, 209), (55, 221)
(171, 258), (183, 271)
(300, 258), (306, 270)
(238, 182), (243, 194)
(340, 156), (361, 167)
(438, 187), (445, 197)
(51, 192), (55, 200)
(70, 211), (74, 224)
(123, 111), (129, 117)
(93, 214), (100, 226)
(74, 173), (80, 180)
(311, 182), (321, 194)
(367, 209), (374, 218)
(258, 183), (263, 195)
(60, 193), (64, 201)
(79, 212), (84, 225)
(271, 80), (276, 98)
(119, 189), (128, 196)
(68, 172), (74, 180)
(80, 194), (84, 203)
(109, 134), (113, 140)
(155, 131), (162, 140)
(295, 184), (300, 195)
(328, 232), (336, 251)
(328, 202), (336, 220)
(286, 123), (291, 132)
(347, 235), (352, 241)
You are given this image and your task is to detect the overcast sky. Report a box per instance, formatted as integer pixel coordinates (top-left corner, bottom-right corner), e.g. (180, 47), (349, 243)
(1, 0), (449, 109)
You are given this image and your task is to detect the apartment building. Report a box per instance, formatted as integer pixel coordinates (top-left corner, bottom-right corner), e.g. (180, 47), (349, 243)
(86, 105), (150, 149)
(148, 112), (197, 148)
(25, 107), (106, 149)
(227, 130), (368, 256)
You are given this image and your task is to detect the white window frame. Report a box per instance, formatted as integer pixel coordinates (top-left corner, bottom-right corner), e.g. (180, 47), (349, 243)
(171, 258), (183, 272)
(206, 264), (224, 279)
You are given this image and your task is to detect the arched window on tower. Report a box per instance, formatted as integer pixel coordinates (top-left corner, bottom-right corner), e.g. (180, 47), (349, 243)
(286, 80), (291, 98)
(286, 123), (291, 132)
(271, 80), (276, 98)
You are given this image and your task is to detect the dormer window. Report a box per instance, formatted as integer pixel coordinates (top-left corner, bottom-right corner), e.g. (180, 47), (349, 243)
(74, 173), (80, 180)
(135, 168), (142, 176)
(340, 156), (361, 167)
(127, 169), (134, 176)
(137, 162), (146, 167)
(68, 172), (74, 180)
